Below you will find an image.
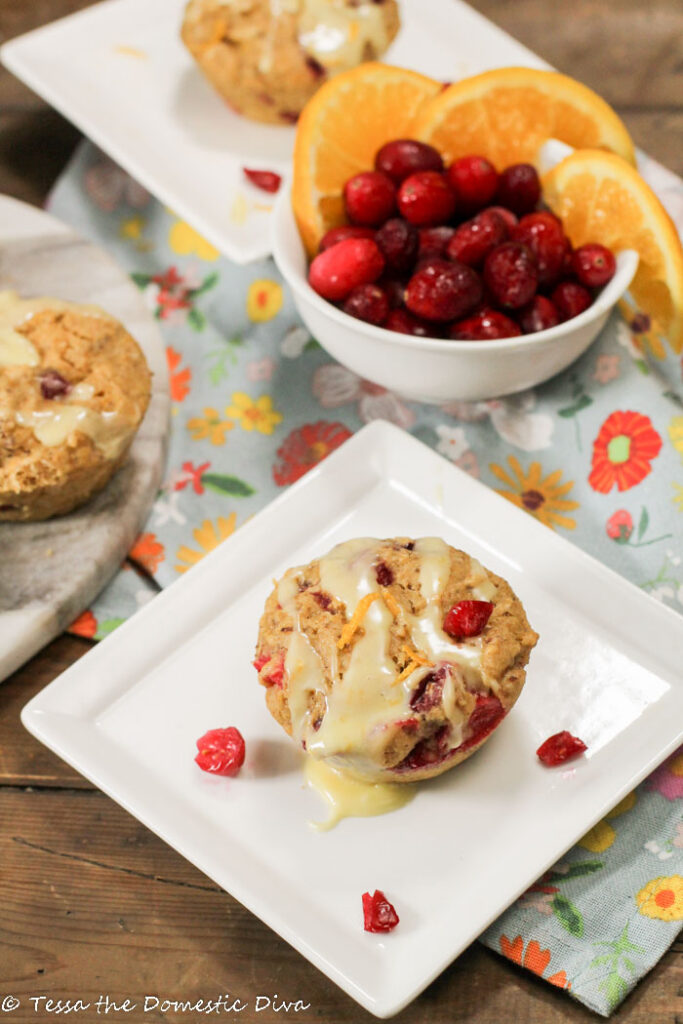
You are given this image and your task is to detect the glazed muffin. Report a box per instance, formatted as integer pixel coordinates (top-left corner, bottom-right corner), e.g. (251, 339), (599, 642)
(0, 291), (151, 521)
(254, 537), (538, 782)
(181, 0), (401, 125)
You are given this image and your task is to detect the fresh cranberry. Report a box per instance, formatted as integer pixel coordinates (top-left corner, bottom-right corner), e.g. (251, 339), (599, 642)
(39, 369), (72, 399)
(374, 217), (419, 274)
(384, 308), (432, 336)
(344, 171), (396, 226)
(397, 171), (456, 227)
(447, 155), (499, 210)
(194, 727), (246, 777)
(308, 238), (385, 300)
(443, 599), (493, 639)
(536, 730), (587, 766)
(449, 309), (520, 340)
(418, 225), (456, 260)
(342, 283), (390, 325)
(405, 259), (482, 321)
(551, 280), (593, 321)
(496, 163), (541, 215)
(375, 138), (443, 183)
(447, 209), (508, 267)
(410, 667), (446, 712)
(362, 890), (399, 933)
(485, 205), (519, 231)
(518, 294), (560, 334)
(511, 211), (568, 286)
(380, 277), (406, 308)
(242, 167), (282, 193)
(484, 242), (538, 309)
(319, 225), (375, 251)
(571, 243), (617, 287)
(459, 695), (505, 751)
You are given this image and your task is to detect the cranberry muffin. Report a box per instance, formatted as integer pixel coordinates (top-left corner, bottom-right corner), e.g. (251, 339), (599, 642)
(254, 537), (538, 782)
(181, 0), (400, 125)
(0, 291), (151, 521)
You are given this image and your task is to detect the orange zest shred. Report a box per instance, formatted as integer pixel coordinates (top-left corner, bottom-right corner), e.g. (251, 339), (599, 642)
(401, 644), (434, 667)
(337, 591), (382, 649)
(380, 588), (401, 617)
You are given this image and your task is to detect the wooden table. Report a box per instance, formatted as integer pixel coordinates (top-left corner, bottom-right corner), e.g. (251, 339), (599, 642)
(1, 2), (681, 1021)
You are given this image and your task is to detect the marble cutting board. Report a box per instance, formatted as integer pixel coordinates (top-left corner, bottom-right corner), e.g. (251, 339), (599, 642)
(0, 194), (169, 682)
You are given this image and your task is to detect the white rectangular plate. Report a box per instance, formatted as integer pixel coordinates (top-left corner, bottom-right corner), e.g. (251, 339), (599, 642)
(0, 0), (546, 263)
(22, 421), (683, 1018)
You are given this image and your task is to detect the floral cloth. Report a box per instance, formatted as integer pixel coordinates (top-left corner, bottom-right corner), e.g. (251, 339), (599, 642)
(48, 143), (682, 1013)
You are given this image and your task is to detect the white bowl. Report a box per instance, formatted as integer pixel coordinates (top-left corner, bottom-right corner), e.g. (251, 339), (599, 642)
(272, 173), (638, 405)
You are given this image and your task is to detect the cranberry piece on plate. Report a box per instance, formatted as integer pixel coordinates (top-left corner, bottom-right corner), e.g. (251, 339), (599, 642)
(496, 163), (541, 215)
(308, 238), (385, 301)
(375, 138), (443, 183)
(342, 283), (390, 325)
(443, 599), (494, 639)
(484, 242), (538, 309)
(194, 727), (246, 777)
(397, 171), (457, 227)
(551, 280), (593, 321)
(447, 155), (499, 211)
(405, 259), (482, 321)
(242, 167), (282, 193)
(536, 730), (587, 766)
(362, 890), (400, 933)
(344, 171), (397, 226)
(571, 243), (617, 287)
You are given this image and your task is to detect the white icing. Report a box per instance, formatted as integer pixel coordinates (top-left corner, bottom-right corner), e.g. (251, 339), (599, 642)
(304, 755), (414, 830)
(0, 290), (107, 368)
(15, 406), (130, 460)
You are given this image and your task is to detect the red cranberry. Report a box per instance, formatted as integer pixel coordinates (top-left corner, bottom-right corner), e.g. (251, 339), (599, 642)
(484, 242), (538, 309)
(447, 209), (508, 267)
(571, 243), (617, 287)
(375, 138), (443, 183)
(342, 283), (390, 325)
(518, 295), (560, 334)
(410, 667), (446, 712)
(418, 225), (456, 260)
(449, 309), (520, 340)
(405, 259), (482, 322)
(375, 560), (394, 586)
(397, 171), (456, 227)
(385, 308), (432, 336)
(511, 211), (568, 286)
(344, 171), (396, 226)
(362, 890), (399, 933)
(551, 280), (593, 321)
(374, 217), (419, 274)
(496, 163), (541, 215)
(308, 238), (385, 300)
(443, 599), (493, 639)
(536, 730), (587, 766)
(39, 369), (72, 399)
(447, 155), (498, 211)
(242, 167), (281, 193)
(319, 225), (375, 251)
(194, 727), (245, 777)
(485, 205), (518, 231)
(380, 277), (406, 308)
(459, 695), (505, 751)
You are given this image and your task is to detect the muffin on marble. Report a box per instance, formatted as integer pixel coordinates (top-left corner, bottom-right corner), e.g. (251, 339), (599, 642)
(254, 537), (538, 782)
(181, 0), (401, 125)
(0, 291), (151, 521)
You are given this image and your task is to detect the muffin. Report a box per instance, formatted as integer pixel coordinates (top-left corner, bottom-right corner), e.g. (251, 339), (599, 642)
(254, 537), (538, 782)
(181, 0), (401, 125)
(0, 291), (151, 521)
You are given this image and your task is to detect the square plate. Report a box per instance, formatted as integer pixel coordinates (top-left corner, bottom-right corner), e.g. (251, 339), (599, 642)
(21, 421), (683, 1018)
(0, 0), (546, 263)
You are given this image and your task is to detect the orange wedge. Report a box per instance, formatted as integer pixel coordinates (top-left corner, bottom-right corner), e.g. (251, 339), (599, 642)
(543, 149), (683, 354)
(414, 67), (635, 170)
(292, 63), (441, 256)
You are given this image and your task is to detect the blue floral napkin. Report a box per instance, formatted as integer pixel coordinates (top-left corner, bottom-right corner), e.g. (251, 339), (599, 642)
(46, 142), (682, 1014)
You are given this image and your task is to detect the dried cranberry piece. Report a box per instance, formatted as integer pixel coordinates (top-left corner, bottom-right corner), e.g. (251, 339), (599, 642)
(458, 695), (505, 751)
(264, 654), (285, 688)
(571, 243), (616, 287)
(397, 724), (451, 771)
(496, 163), (541, 215)
(362, 890), (399, 933)
(308, 238), (385, 301)
(242, 167), (282, 193)
(194, 727), (245, 777)
(536, 730), (587, 766)
(312, 591), (332, 610)
(397, 171), (457, 227)
(374, 139), (443, 183)
(319, 225), (375, 252)
(39, 369), (72, 400)
(443, 599), (493, 639)
(405, 259), (482, 322)
(374, 217), (419, 274)
(253, 652), (270, 673)
(375, 560), (394, 585)
(344, 170), (397, 226)
(410, 667), (446, 712)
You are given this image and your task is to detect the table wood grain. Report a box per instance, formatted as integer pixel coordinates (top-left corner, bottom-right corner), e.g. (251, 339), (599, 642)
(0, 1), (681, 1021)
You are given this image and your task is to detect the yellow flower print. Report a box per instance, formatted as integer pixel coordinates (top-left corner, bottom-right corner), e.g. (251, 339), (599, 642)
(668, 416), (683, 460)
(636, 875), (683, 921)
(168, 220), (219, 261)
(247, 279), (283, 322)
(226, 392), (283, 435)
(489, 456), (580, 531)
(187, 407), (234, 445)
(175, 513), (237, 574)
(120, 215), (145, 240)
(673, 483), (683, 511)
(579, 791), (637, 853)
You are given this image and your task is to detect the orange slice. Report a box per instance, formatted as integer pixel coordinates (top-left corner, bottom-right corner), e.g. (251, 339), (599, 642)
(292, 63), (441, 256)
(543, 149), (683, 354)
(414, 67), (635, 170)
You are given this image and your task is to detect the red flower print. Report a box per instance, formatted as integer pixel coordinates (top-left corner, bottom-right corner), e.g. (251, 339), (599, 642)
(589, 411), (662, 493)
(273, 421), (352, 485)
(174, 461), (210, 495)
(129, 533), (165, 574)
(152, 266), (193, 320)
(606, 509), (633, 542)
(69, 610), (98, 639)
(166, 346), (191, 401)
(500, 935), (570, 989)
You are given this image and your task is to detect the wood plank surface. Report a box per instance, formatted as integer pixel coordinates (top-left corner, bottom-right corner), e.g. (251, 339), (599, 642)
(0, 0), (681, 1022)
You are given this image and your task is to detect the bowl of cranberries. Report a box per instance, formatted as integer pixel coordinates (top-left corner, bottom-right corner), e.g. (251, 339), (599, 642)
(274, 139), (638, 403)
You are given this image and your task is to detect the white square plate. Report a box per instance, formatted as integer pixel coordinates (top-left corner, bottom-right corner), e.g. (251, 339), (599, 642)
(21, 421), (683, 1018)
(1, 0), (546, 263)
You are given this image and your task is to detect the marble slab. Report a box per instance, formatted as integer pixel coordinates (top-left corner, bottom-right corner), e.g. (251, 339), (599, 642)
(0, 194), (169, 682)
